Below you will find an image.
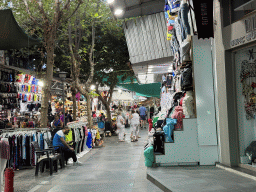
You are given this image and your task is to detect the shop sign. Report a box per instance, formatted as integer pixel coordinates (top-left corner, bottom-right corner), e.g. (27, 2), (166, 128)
(230, 16), (256, 48)
(193, 0), (214, 39)
(225, 13), (256, 50)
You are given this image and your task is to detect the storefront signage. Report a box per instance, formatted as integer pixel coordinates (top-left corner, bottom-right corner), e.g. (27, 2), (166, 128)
(193, 0), (214, 39)
(230, 16), (256, 47)
(225, 13), (256, 50)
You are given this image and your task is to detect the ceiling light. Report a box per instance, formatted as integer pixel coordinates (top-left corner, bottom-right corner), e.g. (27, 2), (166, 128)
(115, 9), (123, 16)
(118, 89), (122, 93)
(107, 0), (114, 3)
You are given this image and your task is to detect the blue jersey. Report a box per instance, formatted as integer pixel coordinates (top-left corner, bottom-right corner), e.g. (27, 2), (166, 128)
(52, 130), (65, 149)
(139, 106), (147, 116)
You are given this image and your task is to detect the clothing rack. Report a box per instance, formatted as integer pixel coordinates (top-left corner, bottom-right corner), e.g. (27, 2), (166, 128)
(0, 128), (50, 133)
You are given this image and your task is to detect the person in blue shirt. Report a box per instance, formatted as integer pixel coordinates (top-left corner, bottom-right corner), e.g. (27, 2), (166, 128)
(52, 126), (82, 166)
(139, 104), (147, 129)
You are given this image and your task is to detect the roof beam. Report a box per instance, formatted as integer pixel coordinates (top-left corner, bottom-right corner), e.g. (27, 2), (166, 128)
(125, 0), (163, 12)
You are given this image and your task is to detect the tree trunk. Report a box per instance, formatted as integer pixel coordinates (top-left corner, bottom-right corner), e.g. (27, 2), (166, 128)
(85, 92), (93, 129)
(41, 41), (54, 128)
(97, 95), (111, 125)
(71, 87), (77, 121)
(106, 104), (112, 124)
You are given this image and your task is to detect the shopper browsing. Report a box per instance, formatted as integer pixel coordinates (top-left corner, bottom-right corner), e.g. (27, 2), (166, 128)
(52, 126), (82, 166)
(139, 104), (147, 129)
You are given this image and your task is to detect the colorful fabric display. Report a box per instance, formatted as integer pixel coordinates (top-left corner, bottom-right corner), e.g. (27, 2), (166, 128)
(163, 118), (177, 142)
(32, 77), (36, 85)
(171, 106), (185, 130)
(28, 94), (32, 102)
(32, 85), (35, 93)
(16, 74), (22, 83)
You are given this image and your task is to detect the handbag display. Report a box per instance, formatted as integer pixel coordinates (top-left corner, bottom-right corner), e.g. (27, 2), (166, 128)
(181, 67), (193, 90)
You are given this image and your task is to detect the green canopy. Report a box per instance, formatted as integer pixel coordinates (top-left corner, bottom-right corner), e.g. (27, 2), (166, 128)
(118, 83), (161, 98)
(100, 74), (160, 98)
(102, 75), (137, 84)
(0, 9), (40, 50)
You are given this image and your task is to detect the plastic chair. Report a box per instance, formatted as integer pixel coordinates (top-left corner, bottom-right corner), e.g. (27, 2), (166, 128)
(31, 141), (63, 176)
(45, 139), (66, 167)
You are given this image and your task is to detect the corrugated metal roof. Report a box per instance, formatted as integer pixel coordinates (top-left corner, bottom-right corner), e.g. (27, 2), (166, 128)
(124, 12), (173, 64)
(109, 0), (164, 19)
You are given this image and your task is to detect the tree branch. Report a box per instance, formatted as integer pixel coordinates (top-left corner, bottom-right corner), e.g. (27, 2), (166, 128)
(34, 0), (49, 23)
(62, 0), (84, 23)
(23, 0), (38, 25)
(85, 20), (95, 87)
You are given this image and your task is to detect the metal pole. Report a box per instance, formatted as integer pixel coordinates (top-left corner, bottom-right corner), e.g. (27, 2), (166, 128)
(62, 81), (65, 127)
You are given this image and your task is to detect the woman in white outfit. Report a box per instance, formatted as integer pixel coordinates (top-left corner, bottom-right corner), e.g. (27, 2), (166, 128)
(130, 110), (140, 142)
(116, 112), (125, 142)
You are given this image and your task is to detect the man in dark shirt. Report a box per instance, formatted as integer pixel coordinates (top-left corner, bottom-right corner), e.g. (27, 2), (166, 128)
(150, 105), (154, 119)
(66, 111), (73, 124)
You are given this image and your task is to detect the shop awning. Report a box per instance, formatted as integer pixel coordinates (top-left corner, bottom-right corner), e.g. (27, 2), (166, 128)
(0, 9), (40, 50)
(101, 74), (137, 84)
(118, 82), (161, 98)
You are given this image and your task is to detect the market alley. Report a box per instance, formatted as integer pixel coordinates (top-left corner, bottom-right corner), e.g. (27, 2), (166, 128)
(14, 127), (162, 192)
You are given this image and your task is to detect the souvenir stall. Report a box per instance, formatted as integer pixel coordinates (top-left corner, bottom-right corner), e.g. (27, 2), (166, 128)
(0, 69), (43, 128)
(0, 120), (89, 171)
(0, 128), (51, 170)
(66, 121), (89, 156)
(50, 89), (88, 120)
(148, 0), (218, 166)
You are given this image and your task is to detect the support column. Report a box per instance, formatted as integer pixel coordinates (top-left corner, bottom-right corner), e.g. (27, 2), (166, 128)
(212, 0), (240, 166)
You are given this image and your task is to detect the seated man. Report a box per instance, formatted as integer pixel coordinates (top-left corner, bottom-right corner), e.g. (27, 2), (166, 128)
(52, 126), (82, 166)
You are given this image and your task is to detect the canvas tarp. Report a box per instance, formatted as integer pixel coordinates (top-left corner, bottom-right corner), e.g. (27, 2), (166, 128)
(0, 9), (40, 50)
(118, 83), (161, 98)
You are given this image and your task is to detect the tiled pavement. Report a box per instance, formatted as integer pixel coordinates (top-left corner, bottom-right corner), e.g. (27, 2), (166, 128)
(13, 126), (256, 192)
(147, 164), (256, 192)
(13, 126), (163, 192)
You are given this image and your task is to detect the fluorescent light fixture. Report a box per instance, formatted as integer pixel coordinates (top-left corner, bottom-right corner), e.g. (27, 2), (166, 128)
(90, 85), (95, 90)
(107, 0), (114, 3)
(115, 9), (123, 15)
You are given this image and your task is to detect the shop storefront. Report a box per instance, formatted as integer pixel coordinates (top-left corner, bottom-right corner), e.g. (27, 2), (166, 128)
(216, 1), (256, 169)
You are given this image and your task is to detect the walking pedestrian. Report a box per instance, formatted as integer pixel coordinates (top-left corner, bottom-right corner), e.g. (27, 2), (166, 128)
(139, 104), (147, 129)
(130, 110), (140, 142)
(116, 111), (125, 142)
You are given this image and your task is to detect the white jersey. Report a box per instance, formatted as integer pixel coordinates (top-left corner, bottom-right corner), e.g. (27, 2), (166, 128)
(131, 113), (140, 125)
(117, 115), (124, 125)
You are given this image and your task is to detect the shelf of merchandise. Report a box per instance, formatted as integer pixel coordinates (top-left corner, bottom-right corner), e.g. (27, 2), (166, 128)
(155, 119), (199, 166)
